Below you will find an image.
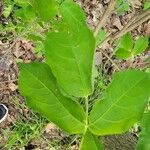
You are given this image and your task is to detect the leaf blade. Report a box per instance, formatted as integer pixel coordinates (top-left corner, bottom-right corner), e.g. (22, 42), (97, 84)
(143, 0), (150, 10)
(30, 0), (58, 21)
(89, 70), (150, 135)
(132, 37), (149, 55)
(115, 48), (132, 59)
(19, 62), (86, 134)
(79, 130), (103, 150)
(45, 0), (95, 97)
(60, 0), (86, 31)
(119, 33), (133, 51)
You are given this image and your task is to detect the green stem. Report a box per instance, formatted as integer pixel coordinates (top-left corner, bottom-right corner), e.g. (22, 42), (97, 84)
(79, 97), (89, 150)
(85, 97), (89, 127)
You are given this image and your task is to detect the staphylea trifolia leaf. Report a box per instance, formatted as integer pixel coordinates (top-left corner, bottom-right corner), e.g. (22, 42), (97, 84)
(115, 0), (130, 14)
(45, 0), (95, 97)
(115, 34), (149, 59)
(60, 0), (87, 31)
(137, 112), (150, 150)
(79, 130), (103, 150)
(143, 0), (150, 10)
(18, 62), (86, 134)
(119, 33), (133, 51)
(89, 70), (150, 135)
(115, 33), (134, 59)
(115, 48), (132, 59)
(30, 0), (58, 21)
(15, 5), (35, 22)
(132, 36), (149, 55)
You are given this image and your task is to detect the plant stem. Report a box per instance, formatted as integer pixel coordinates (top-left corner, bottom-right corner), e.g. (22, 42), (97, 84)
(79, 97), (89, 150)
(85, 97), (89, 126)
(84, 96), (89, 134)
(94, 0), (116, 37)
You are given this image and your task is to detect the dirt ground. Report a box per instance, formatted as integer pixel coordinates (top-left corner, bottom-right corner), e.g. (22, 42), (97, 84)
(0, 0), (150, 149)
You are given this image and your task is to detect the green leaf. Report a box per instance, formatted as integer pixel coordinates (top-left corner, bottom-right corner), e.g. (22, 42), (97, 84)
(15, 5), (35, 21)
(119, 33), (133, 51)
(45, 0), (95, 97)
(95, 29), (106, 46)
(115, 48), (132, 59)
(89, 70), (150, 135)
(27, 34), (43, 42)
(3, 4), (13, 18)
(137, 112), (150, 150)
(60, 0), (87, 31)
(115, 0), (130, 14)
(132, 37), (149, 55)
(143, 0), (150, 10)
(79, 130), (103, 150)
(14, 0), (30, 7)
(34, 41), (45, 57)
(30, 0), (58, 21)
(18, 62), (86, 134)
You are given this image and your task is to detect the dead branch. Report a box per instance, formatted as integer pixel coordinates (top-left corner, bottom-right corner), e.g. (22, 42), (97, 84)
(113, 9), (150, 40)
(99, 48), (121, 71)
(98, 9), (150, 48)
(94, 0), (116, 36)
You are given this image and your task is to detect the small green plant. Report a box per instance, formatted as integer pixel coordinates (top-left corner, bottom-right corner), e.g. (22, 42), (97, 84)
(115, 0), (130, 14)
(1, 0), (47, 57)
(3, 117), (45, 150)
(115, 33), (149, 59)
(0, 97), (47, 150)
(143, 0), (150, 10)
(18, 0), (150, 149)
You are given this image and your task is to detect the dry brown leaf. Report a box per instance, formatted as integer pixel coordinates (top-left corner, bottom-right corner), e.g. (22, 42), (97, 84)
(21, 40), (33, 51)
(95, 52), (102, 66)
(113, 17), (123, 30)
(12, 41), (24, 58)
(44, 123), (57, 133)
(144, 21), (150, 36)
(8, 83), (18, 91)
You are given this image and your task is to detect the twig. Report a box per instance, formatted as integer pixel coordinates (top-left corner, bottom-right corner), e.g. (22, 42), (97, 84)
(98, 9), (150, 48)
(114, 10), (149, 39)
(98, 33), (112, 48)
(94, 0), (116, 36)
(130, 9), (150, 26)
(96, 10), (150, 72)
(125, 13), (150, 34)
(113, 9), (150, 40)
(100, 49), (121, 71)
